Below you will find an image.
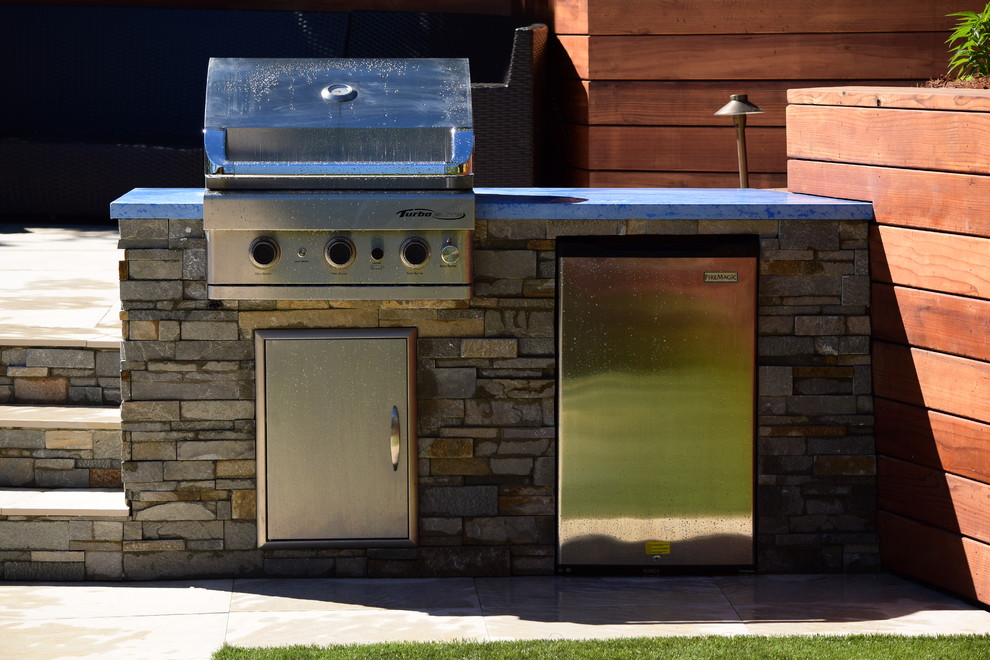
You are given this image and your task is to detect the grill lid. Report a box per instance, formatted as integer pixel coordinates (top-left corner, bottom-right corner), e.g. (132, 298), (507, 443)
(204, 58), (474, 188)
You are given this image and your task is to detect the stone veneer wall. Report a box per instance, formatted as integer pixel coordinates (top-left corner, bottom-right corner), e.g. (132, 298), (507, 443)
(104, 213), (873, 580)
(0, 425), (122, 489)
(0, 347), (121, 405)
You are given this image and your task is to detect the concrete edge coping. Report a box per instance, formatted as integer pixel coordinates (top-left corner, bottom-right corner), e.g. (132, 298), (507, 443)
(0, 405), (121, 430)
(0, 488), (129, 517)
(86, 338), (122, 349)
(0, 335), (121, 349)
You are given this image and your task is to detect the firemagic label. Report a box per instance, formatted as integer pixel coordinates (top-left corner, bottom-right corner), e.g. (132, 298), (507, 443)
(704, 271), (739, 283)
(645, 541), (671, 555)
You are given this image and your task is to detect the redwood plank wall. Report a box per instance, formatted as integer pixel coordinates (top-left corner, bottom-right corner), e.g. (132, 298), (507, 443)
(788, 87), (990, 605)
(548, 0), (959, 188)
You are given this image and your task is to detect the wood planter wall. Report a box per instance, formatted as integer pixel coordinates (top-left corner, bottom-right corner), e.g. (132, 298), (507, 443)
(787, 86), (990, 605)
(548, 0), (959, 188)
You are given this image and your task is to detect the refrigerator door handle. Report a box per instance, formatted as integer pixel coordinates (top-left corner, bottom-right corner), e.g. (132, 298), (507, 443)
(390, 405), (401, 471)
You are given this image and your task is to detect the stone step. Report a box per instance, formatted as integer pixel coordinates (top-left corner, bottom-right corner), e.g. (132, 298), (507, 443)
(0, 342), (121, 406)
(0, 405), (122, 488)
(0, 487), (128, 517)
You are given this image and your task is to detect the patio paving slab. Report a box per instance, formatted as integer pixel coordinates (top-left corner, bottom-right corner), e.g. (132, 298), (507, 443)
(0, 574), (987, 658)
(0, 224), (121, 347)
(0, 488), (129, 517)
(0, 404), (120, 429)
(0, 614), (230, 660)
(230, 577), (481, 613)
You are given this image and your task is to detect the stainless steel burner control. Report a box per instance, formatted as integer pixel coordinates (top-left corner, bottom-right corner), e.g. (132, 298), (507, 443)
(204, 190), (473, 300)
(325, 237), (356, 268)
(249, 237), (280, 268)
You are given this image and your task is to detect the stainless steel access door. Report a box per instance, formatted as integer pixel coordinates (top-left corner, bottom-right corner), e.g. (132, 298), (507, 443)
(255, 328), (417, 548)
(557, 235), (758, 569)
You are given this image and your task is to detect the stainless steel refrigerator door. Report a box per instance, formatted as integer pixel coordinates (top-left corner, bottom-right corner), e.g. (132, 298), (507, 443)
(256, 328), (417, 548)
(558, 243), (756, 567)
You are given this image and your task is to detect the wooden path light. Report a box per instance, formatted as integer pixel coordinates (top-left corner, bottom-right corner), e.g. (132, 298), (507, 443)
(715, 94), (764, 188)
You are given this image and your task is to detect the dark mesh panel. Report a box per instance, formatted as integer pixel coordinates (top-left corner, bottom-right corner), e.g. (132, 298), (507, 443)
(0, 141), (202, 222)
(0, 5), (347, 220)
(345, 12), (522, 84)
(0, 6), (348, 146)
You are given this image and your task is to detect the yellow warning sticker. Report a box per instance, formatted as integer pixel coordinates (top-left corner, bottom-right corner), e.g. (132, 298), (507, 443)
(645, 541), (671, 555)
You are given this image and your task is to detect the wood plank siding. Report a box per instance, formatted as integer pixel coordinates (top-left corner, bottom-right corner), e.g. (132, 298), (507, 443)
(549, 0), (960, 187)
(553, 0), (961, 35)
(879, 456), (990, 545)
(557, 33), (946, 81)
(788, 161), (990, 235)
(872, 284), (990, 362)
(787, 85), (990, 605)
(876, 399), (990, 484)
(788, 105), (990, 174)
(880, 512), (990, 605)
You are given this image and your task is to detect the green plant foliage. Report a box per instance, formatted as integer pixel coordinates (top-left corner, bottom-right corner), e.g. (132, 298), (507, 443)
(947, 5), (990, 79)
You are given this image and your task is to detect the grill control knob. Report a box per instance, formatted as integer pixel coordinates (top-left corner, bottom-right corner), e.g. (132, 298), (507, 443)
(325, 237), (356, 268)
(440, 243), (460, 265)
(249, 237), (280, 268)
(400, 238), (430, 268)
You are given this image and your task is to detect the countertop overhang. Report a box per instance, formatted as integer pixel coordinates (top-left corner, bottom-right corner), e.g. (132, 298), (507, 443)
(110, 187), (874, 221)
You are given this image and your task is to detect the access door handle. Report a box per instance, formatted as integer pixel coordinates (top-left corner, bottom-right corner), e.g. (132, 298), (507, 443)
(390, 405), (401, 471)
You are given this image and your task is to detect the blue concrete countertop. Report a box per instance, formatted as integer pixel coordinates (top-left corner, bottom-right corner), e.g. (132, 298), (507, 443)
(110, 187), (873, 221)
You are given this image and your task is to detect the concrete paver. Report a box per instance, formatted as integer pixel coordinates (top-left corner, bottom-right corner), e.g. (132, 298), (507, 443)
(0, 224), (121, 347)
(0, 574), (988, 659)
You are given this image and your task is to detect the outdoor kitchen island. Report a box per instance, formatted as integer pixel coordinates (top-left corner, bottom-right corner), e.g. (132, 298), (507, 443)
(103, 186), (875, 580)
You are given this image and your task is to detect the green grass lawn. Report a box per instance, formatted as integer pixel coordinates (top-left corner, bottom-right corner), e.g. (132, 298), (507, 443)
(214, 634), (990, 660)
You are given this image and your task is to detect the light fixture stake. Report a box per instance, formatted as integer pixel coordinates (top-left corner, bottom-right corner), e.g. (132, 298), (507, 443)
(714, 94), (764, 188)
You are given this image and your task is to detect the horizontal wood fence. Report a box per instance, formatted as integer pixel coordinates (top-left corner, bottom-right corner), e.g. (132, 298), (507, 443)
(548, 0), (967, 187)
(788, 86), (990, 605)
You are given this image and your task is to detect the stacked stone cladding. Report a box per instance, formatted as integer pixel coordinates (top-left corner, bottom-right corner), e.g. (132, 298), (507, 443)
(0, 347), (121, 405)
(93, 213), (873, 580)
(0, 426), (122, 489)
(0, 518), (128, 581)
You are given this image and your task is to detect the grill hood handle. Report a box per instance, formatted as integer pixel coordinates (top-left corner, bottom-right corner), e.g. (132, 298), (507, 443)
(203, 127), (474, 177)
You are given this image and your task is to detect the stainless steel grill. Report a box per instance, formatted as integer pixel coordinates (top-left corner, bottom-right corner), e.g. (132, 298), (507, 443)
(202, 58), (474, 300)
